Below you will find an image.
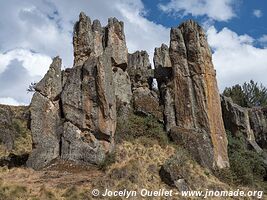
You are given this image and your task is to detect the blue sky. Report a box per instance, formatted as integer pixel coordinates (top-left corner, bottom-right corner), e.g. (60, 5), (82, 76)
(0, 0), (266, 105)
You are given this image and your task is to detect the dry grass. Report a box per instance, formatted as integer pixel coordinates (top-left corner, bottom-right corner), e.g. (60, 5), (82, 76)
(0, 140), (266, 199)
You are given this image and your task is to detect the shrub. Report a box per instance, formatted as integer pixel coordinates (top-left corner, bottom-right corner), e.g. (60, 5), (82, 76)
(218, 130), (266, 186)
(115, 114), (169, 147)
(98, 152), (116, 171)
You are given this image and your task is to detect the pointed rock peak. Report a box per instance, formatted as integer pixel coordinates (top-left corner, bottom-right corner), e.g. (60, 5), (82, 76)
(178, 19), (201, 29)
(161, 43), (169, 50)
(154, 43), (171, 69)
(108, 17), (123, 27)
(92, 19), (102, 32)
(34, 56), (62, 100)
(51, 56), (62, 69)
(155, 19), (229, 169)
(79, 11), (91, 23)
(73, 12), (127, 67)
(174, 19), (206, 38)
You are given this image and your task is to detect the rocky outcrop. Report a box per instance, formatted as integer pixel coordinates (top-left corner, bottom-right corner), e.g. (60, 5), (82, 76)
(221, 96), (266, 153)
(128, 51), (162, 120)
(28, 13), (131, 169)
(27, 13), (231, 170)
(160, 153), (190, 192)
(27, 57), (63, 169)
(61, 54), (117, 164)
(249, 107), (267, 149)
(0, 105), (31, 155)
(73, 12), (127, 68)
(155, 20), (229, 169)
(72, 12), (131, 117)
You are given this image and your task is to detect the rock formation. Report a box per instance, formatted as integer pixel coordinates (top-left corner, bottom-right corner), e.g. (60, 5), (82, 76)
(221, 96), (267, 154)
(128, 51), (162, 120)
(249, 107), (267, 149)
(27, 13), (229, 170)
(27, 57), (63, 169)
(155, 20), (229, 169)
(28, 13), (129, 169)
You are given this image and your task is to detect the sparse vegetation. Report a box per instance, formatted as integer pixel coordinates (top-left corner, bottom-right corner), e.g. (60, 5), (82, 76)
(98, 152), (116, 171)
(27, 82), (36, 93)
(115, 114), (169, 147)
(216, 130), (266, 188)
(0, 183), (28, 200)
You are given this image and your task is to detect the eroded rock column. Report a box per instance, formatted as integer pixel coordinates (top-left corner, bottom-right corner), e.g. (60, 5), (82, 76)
(27, 57), (63, 169)
(155, 20), (229, 169)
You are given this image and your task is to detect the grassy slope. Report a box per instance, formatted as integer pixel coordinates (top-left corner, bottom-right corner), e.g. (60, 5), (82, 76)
(0, 113), (266, 199)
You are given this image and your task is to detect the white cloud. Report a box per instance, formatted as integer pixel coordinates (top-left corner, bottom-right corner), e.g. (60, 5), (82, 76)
(253, 9), (263, 18)
(207, 26), (267, 91)
(0, 49), (52, 76)
(258, 35), (267, 46)
(0, 97), (24, 106)
(0, 0), (169, 105)
(159, 0), (236, 21)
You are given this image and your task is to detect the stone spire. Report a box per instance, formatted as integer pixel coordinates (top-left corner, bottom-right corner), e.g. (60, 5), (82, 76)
(155, 20), (229, 169)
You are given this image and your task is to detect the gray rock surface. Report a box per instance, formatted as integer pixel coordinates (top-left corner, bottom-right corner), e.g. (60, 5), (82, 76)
(34, 57), (62, 100)
(221, 96), (265, 153)
(27, 13), (129, 169)
(159, 152), (191, 191)
(27, 58), (63, 169)
(113, 67), (132, 116)
(73, 12), (127, 68)
(128, 51), (162, 120)
(249, 107), (267, 149)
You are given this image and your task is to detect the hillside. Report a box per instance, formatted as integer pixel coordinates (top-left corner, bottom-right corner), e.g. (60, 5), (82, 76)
(0, 12), (266, 200)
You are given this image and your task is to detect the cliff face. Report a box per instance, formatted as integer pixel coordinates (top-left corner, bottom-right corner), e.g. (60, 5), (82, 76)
(25, 13), (229, 170)
(221, 96), (267, 158)
(28, 13), (127, 169)
(155, 20), (229, 169)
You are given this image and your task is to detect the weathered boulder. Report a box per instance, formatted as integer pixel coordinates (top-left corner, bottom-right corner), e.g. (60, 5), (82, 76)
(169, 127), (215, 169)
(159, 153), (191, 191)
(155, 20), (229, 169)
(61, 122), (105, 164)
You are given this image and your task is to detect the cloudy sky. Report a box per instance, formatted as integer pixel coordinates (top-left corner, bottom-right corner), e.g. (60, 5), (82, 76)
(0, 0), (266, 105)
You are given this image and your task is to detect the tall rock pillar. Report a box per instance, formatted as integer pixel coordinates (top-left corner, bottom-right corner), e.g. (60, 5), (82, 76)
(155, 20), (229, 169)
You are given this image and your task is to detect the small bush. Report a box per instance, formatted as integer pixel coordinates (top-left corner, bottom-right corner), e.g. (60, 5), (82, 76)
(98, 152), (116, 171)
